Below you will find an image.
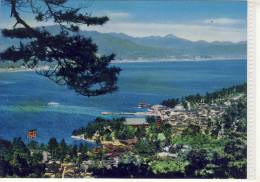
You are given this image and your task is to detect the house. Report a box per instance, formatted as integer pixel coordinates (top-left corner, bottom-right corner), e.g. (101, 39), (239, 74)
(123, 118), (149, 127)
(173, 104), (185, 111)
(157, 152), (177, 158)
(42, 151), (49, 163)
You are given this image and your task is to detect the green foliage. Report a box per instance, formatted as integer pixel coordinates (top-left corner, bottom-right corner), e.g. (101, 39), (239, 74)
(0, 137), (91, 177)
(27, 141), (39, 150)
(161, 98), (179, 108)
(150, 159), (188, 175)
(161, 83), (247, 108)
(48, 137), (59, 158)
(28, 152), (43, 165)
(135, 126), (146, 139)
(13, 155), (30, 177)
(12, 137), (30, 158)
(223, 137), (247, 178)
(0, 138), (46, 177)
(0, 139), (13, 161)
(135, 138), (156, 156)
(157, 133), (166, 141)
(0, 0), (121, 97)
(90, 162), (152, 178)
(58, 138), (67, 161)
(221, 98), (247, 135)
(0, 84), (247, 178)
(78, 143), (89, 160)
(0, 159), (13, 177)
(77, 83), (247, 178)
(182, 100), (188, 110)
(184, 94), (203, 105)
(70, 145), (78, 161)
(171, 133), (225, 153)
(72, 117), (125, 138)
(182, 124), (201, 135)
(115, 125), (137, 140)
(146, 116), (157, 123)
(185, 149), (209, 177)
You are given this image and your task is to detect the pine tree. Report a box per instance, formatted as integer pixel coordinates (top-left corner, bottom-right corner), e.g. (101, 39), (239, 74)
(58, 138), (67, 161)
(48, 137), (58, 159)
(0, 0), (121, 96)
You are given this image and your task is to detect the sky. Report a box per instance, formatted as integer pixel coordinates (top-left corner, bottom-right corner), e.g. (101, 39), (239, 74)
(0, 0), (247, 42)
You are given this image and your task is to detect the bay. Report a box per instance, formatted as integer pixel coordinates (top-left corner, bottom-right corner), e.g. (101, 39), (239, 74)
(0, 60), (246, 143)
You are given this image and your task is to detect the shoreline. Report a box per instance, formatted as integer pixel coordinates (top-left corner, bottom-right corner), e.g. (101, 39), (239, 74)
(111, 57), (246, 64)
(0, 83), (246, 144)
(0, 58), (246, 73)
(0, 68), (34, 73)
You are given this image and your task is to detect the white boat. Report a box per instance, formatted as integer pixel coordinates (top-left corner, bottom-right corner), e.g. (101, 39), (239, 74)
(71, 135), (96, 143)
(48, 102), (60, 106)
(71, 134), (85, 140)
(101, 112), (112, 115)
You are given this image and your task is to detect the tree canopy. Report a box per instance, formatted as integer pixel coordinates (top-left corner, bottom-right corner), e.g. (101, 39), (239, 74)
(0, 0), (121, 96)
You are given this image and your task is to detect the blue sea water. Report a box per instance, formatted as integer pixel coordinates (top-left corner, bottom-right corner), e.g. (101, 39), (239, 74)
(0, 60), (246, 144)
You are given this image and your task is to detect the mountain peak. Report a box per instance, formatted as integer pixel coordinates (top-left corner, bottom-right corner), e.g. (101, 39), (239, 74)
(0, 26), (247, 60)
(164, 34), (177, 39)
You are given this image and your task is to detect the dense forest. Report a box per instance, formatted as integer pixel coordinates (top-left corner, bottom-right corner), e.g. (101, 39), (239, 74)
(161, 83), (246, 108)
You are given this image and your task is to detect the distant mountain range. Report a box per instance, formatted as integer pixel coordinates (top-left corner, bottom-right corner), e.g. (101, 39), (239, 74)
(0, 26), (246, 61)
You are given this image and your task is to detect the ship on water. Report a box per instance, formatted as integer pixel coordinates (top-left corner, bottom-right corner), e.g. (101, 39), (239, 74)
(137, 102), (151, 108)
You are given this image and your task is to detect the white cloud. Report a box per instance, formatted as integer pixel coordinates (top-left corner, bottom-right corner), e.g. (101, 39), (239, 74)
(1, 8), (246, 43)
(84, 21), (247, 42)
(95, 11), (131, 21)
(82, 13), (246, 42)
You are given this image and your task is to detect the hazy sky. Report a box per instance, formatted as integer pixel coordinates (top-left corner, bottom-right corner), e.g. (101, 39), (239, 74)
(0, 0), (247, 42)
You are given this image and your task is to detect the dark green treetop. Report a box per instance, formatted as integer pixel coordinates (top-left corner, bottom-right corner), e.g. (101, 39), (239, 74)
(0, 0), (121, 96)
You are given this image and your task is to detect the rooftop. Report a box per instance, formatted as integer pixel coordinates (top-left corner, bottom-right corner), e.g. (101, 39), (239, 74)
(124, 118), (149, 126)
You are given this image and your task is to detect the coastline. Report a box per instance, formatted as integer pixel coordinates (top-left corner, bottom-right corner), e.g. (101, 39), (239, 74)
(0, 58), (246, 73)
(0, 68), (34, 73)
(0, 60), (245, 144)
(112, 57), (246, 64)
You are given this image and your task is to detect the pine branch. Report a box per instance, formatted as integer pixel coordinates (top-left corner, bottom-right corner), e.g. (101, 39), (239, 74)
(0, 0), (121, 97)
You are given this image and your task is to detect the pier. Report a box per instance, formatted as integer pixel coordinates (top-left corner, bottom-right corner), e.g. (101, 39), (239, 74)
(101, 111), (157, 116)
